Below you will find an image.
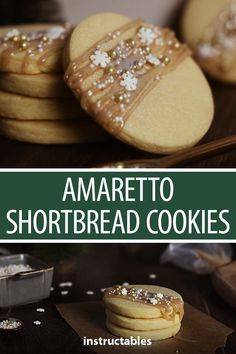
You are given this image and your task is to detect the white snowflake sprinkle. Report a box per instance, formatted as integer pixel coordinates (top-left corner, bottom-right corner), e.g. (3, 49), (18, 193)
(146, 54), (161, 66)
(197, 43), (218, 58)
(86, 290), (94, 296)
(4, 29), (20, 39)
(36, 308), (45, 313)
(100, 288), (106, 293)
(156, 293), (164, 299)
(149, 273), (157, 279)
(61, 290), (69, 296)
(122, 282), (130, 286)
(114, 116), (124, 127)
(120, 72), (138, 91)
(47, 27), (65, 40)
(59, 282), (73, 288)
(33, 320), (41, 326)
(90, 50), (111, 68)
(149, 298), (158, 305)
(138, 27), (157, 45)
(121, 288), (128, 296)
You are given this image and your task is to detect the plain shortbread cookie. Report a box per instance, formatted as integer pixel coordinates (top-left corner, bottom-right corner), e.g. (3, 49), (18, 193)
(0, 90), (79, 120)
(0, 117), (109, 144)
(0, 72), (72, 98)
(106, 319), (181, 340)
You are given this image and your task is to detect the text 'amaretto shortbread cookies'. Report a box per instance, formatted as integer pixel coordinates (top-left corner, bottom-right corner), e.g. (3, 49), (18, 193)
(103, 284), (184, 340)
(181, 0), (236, 83)
(64, 13), (214, 154)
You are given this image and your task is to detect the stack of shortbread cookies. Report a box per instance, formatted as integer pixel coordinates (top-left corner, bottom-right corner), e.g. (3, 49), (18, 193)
(0, 24), (107, 144)
(103, 285), (184, 340)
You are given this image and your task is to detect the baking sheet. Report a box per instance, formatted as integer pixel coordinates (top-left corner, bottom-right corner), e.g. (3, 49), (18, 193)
(57, 302), (233, 354)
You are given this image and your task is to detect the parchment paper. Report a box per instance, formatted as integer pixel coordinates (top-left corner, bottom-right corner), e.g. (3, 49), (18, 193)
(57, 302), (233, 354)
(212, 261), (236, 311)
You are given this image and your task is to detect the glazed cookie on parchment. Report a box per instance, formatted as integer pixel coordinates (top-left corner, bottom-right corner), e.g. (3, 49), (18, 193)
(0, 23), (72, 74)
(64, 13), (214, 154)
(103, 284), (184, 340)
(181, 0), (236, 83)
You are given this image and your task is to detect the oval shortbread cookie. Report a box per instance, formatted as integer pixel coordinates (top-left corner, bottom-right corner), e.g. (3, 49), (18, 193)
(106, 320), (181, 340)
(0, 73), (72, 98)
(0, 117), (109, 144)
(103, 285), (184, 319)
(0, 23), (72, 74)
(0, 90), (79, 120)
(181, 0), (236, 82)
(106, 309), (180, 331)
(64, 13), (214, 154)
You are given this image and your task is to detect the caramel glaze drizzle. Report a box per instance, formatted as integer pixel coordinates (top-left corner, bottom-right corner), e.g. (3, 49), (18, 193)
(65, 19), (190, 135)
(104, 285), (184, 321)
(196, 0), (236, 75)
(0, 25), (71, 73)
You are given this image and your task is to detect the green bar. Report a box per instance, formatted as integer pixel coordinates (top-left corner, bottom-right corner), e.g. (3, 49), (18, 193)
(0, 171), (235, 240)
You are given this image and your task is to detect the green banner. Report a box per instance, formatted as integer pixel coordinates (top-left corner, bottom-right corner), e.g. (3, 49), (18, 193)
(0, 170), (235, 240)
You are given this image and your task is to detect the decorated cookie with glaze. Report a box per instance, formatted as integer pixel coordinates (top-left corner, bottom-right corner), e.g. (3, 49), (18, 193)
(64, 13), (214, 154)
(182, 0), (236, 83)
(0, 23), (72, 74)
(103, 284), (184, 340)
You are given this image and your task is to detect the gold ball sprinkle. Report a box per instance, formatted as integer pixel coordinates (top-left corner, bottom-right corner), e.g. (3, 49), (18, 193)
(126, 39), (136, 48)
(164, 57), (170, 65)
(12, 36), (19, 43)
(105, 66), (116, 75)
(20, 35), (27, 41)
(142, 46), (151, 53)
(42, 36), (49, 43)
(114, 94), (124, 103)
(122, 68), (130, 74)
(160, 56), (170, 65)
(173, 41), (181, 49)
(108, 50), (117, 59)
(116, 163), (124, 169)
(20, 42), (28, 50)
